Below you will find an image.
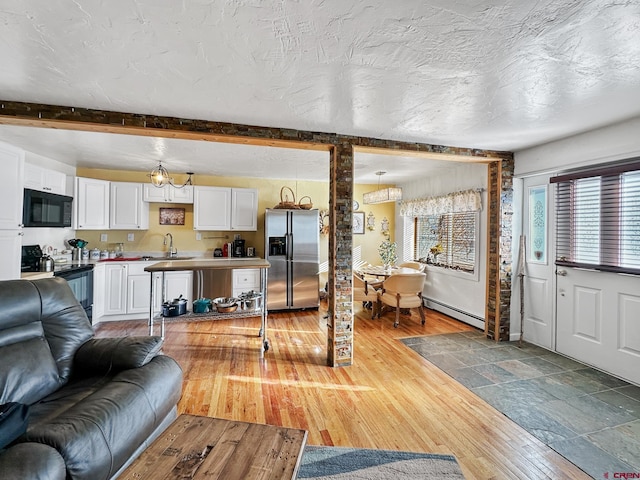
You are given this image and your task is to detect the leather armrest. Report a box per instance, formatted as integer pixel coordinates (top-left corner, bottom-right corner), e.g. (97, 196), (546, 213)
(0, 442), (66, 480)
(74, 336), (164, 374)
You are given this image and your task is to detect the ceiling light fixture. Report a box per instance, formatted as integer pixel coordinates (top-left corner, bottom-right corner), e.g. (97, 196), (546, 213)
(363, 171), (402, 204)
(148, 161), (194, 188)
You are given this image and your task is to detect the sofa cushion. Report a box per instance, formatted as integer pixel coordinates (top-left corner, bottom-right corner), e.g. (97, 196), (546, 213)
(74, 336), (164, 374)
(0, 336), (61, 405)
(0, 442), (66, 480)
(23, 355), (183, 480)
(33, 278), (94, 382)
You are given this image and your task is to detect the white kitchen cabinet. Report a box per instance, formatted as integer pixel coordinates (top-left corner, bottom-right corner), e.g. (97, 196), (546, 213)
(92, 263), (106, 320)
(24, 163), (67, 195)
(0, 231), (22, 281)
(0, 144), (24, 231)
(0, 144), (24, 280)
(126, 262), (152, 314)
(193, 186), (257, 231)
(152, 271), (193, 314)
(104, 263), (128, 315)
(74, 177), (110, 230)
(110, 182), (149, 230)
(231, 188), (258, 231)
(143, 184), (194, 203)
(232, 268), (261, 298)
(193, 186), (232, 230)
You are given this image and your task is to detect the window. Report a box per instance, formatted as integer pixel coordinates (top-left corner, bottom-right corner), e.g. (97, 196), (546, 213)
(415, 211), (478, 273)
(553, 159), (640, 274)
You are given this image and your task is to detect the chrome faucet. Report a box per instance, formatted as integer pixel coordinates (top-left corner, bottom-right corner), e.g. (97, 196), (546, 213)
(164, 233), (177, 258)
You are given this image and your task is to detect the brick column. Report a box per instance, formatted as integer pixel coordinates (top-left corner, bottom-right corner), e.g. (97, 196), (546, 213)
(327, 143), (354, 366)
(485, 158), (514, 341)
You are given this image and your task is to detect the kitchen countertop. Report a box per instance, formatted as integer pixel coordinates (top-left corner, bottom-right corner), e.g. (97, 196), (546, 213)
(20, 271), (55, 280)
(144, 258), (270, 272)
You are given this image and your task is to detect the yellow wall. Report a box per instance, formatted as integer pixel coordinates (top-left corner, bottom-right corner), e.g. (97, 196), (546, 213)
(76, 168), (397, 282)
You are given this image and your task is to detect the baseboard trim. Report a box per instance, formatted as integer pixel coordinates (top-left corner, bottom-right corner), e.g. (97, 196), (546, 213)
(423, 297), (485, 330)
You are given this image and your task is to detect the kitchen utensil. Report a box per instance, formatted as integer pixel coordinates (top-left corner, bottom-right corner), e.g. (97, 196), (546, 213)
(193, 298), (212, 314)
(172, 295), (188, 315)
(213, 297), (238, 313)
(40, 255), (55, 272)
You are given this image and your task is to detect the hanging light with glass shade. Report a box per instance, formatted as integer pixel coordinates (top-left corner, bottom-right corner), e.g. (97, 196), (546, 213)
(148, 161), (194, 188)
(363, 171), (402, 204)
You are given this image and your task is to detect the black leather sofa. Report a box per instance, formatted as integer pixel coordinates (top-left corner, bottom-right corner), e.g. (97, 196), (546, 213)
(0, 277), (183, 480)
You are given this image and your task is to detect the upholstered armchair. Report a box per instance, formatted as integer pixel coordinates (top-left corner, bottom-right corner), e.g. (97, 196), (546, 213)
(377, 272), (426, 327)
(398, 261), (426, 272)
(353, 272), (382, 319)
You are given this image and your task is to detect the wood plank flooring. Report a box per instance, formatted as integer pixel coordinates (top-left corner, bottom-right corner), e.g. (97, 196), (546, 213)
(96, 303), (591, 479)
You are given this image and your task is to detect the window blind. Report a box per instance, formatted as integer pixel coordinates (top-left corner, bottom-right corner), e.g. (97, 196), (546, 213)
(553, 159), (640, 275)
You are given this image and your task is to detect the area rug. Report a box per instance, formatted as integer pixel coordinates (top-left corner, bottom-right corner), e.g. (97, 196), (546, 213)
(297, 446), (465, 479)
(401, 332), (640, 479)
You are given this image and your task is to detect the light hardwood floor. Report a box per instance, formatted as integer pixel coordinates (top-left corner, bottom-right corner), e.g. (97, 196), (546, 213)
(96, 303), (590, 479)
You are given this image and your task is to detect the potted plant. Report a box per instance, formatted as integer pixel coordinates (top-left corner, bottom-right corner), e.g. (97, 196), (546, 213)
(379, 240), (398, 270)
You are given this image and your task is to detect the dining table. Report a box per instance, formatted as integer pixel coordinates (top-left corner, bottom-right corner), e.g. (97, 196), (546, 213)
(357, 265), (422, 279)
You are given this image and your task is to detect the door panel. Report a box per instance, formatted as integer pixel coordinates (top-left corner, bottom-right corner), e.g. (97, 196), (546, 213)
(557, 267), (640, 384)
(522, 176), (555, 348)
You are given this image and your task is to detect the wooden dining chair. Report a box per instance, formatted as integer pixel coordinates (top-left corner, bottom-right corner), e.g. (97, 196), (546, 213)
(377, 272), (426, 327)
(353, 272), (382, 319)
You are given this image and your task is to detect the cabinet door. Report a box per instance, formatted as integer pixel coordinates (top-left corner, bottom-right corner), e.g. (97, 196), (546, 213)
(24, 164), (67, 195)
(232, 268), (261, 297)
(93, 264), (106, 320)
(231, 188), (258, 231)
(143, 184), (169, 202)
(110, 182), (149, 229)
(104, 264), (127, 315)
(127, 274), (152, 314)
(170, 185), (194, 203)
(0, 230), (22, 280)
(0, 144), (24, 230)
(165, 272), (193, 305)
(193, 186), (231, 230)
(75, 177), (110, 230)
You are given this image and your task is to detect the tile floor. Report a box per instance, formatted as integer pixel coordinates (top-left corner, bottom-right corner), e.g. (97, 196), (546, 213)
(401, 331), (640, 479)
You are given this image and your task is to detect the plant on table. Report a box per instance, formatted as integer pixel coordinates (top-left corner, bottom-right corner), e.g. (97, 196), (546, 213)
(378, 240), (398, 270)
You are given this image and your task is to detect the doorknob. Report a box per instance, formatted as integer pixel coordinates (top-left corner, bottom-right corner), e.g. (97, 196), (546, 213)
(557, 269), (567, 276)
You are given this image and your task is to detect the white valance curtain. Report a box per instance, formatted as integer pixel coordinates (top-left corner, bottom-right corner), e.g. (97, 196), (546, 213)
(399, 189), (482, 217)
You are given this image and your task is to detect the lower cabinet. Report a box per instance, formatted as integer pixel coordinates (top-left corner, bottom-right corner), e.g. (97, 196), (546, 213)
(96, 262), (192, 322)
(152, 271), (193, 315)
(232, 268), (261, 298)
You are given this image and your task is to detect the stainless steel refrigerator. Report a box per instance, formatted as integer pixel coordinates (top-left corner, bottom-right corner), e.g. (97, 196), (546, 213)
(265, 208), (319, 310)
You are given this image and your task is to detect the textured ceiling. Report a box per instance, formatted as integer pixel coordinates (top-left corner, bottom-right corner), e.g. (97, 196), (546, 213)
(0, 0), (639, 182)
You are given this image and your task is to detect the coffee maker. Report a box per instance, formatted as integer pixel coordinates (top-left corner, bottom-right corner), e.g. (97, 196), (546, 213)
(233, 235), (245, 257)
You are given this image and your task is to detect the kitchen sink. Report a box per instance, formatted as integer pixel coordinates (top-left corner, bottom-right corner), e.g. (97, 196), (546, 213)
(139, 256), (194, 261)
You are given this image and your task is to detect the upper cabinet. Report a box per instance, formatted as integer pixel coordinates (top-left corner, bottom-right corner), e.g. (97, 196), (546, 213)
(0, 144), (24, 231)
(231, 188), (258, 231)
(0, 143), (24, 280)
(74, 177), (110, 230)
(143, 184), (194, 203)
(193, 186), (257, 231)
(24, 163), (67, 195)
(110, 182), (149, 230)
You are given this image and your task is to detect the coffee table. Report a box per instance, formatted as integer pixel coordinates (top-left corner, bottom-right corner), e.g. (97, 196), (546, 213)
(119, 414), (308, 479)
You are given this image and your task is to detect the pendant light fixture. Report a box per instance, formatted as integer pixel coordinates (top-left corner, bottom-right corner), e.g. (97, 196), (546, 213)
(363, 171), (402, 204)
(148, 161), (194, 188)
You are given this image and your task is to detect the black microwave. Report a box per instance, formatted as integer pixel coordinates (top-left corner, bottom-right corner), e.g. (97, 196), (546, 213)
(23, 188), (73, 228)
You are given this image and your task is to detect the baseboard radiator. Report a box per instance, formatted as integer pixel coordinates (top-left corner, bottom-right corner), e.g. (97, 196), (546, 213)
(423, 297), (485, 330)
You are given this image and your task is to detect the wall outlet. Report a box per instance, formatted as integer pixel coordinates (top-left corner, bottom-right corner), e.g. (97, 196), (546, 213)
(127, 233), (135, 241)
(196, 233), (202, 241)
(100, 233), (108, 242)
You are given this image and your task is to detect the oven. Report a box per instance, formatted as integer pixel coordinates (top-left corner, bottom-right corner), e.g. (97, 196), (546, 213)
(21, 245), (95, 323)
(54, 265), (94, 323)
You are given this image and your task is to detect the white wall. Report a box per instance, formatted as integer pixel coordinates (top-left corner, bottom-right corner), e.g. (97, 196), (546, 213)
(515, 115), (640, 177)
(512, 115), (640, 341)
(397, 163), (488, 328)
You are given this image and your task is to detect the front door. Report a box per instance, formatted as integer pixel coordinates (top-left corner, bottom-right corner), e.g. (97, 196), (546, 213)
(522, 175), (555, 349)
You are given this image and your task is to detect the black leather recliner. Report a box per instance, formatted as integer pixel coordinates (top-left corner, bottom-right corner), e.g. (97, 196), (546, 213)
(0, 278), (183, 480)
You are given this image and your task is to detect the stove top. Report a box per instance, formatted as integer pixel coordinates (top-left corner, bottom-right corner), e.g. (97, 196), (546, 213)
(21, 245), (94, 275)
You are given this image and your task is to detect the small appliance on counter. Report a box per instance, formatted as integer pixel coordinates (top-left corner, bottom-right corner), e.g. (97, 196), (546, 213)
(246, 246), (255, 257)
(233, 234), (246, 257)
